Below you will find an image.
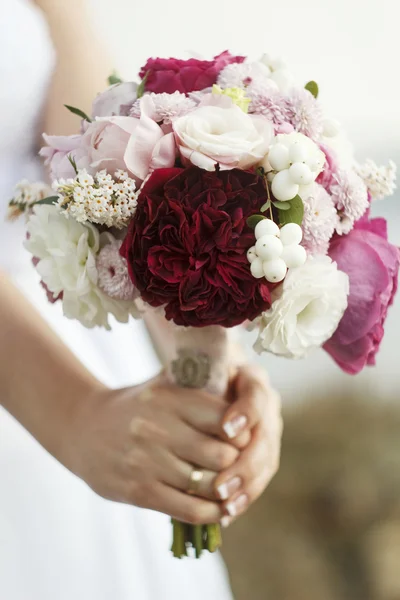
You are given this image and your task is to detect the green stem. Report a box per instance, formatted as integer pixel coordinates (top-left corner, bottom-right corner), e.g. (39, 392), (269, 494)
(192, 525), (204, 559)
(171, 520), (187, 558)
(206, 524), (222, 553)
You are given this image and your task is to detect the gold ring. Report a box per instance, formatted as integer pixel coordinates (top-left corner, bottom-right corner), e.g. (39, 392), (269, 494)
(187, 468), (204, 495)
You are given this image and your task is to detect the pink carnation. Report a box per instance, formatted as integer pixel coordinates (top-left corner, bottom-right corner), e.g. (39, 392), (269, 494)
(139, 51), (245, 95)
(324, 217), (400, 374)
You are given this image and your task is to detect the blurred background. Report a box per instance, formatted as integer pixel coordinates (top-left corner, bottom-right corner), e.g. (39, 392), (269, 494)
(86, 0), (400, 597)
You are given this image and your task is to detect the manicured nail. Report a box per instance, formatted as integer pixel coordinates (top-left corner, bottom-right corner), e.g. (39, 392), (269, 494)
(221, 516), (232, 528)
(226, 494), (248, 517)
(223, 415), (248, 439)
(217, 476), (242, 500)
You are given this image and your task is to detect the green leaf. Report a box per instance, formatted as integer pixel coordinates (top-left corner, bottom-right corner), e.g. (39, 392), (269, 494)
(246, 214), (265, 229)
(260, 199), (271, 212)
(137, 71), (150, 99)
(67, 154), (78, 174)
(64, 104), (92, 122)
(107, 71), (123, 86)
(35, 196), (59, 206)
(256, 166), (266, 177)
(278, 195), (304, 226)
(305, 80), (319, 99)
(272, 200), (290, 210)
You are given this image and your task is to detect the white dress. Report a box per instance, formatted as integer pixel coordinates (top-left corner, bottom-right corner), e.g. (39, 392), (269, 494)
(0, 2), (233, 599)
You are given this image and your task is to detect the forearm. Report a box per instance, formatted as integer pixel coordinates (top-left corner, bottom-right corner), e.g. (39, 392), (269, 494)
(35, 0), (113, 135)
(0, 271), (104, 460)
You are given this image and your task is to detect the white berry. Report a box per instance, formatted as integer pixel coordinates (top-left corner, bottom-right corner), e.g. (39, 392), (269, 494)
(247, 246), (257, 263)
(289, 143), (308, 164)
(271, 170), (299, 202)
(268, 143), (290, 172)
(250, 257), (265, 279)
(255, 219), (280, 239)
(279, 223), (303, 246)
(288, 162), (313, 185)
(255, 235), (283, 261)
(263, 258), (287, 283)
(281, 244), (307, 268)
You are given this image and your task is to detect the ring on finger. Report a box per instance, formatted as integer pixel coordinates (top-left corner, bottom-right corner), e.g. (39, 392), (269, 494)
(187, 468), (204, 495)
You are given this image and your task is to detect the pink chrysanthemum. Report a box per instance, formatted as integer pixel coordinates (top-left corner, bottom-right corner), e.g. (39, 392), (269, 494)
(302, 184), (338, 255)
(249, 90), (290, 128)
(284, 88), (324, 141)
(330, 170), (369, 235)
(130, 92), (196, 124)
(97, 240), (138, 301)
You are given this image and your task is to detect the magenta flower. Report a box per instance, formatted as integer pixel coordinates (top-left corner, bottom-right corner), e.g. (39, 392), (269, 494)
(324, 216), (400, 374)
(139, 51), (245, 94)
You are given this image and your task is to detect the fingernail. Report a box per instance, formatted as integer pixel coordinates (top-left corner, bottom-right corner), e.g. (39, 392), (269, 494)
(223, 415), (248, 439)
(226, 494), (248, 517)
(221, 516), (232, 528)
(217, 476), (242, 500)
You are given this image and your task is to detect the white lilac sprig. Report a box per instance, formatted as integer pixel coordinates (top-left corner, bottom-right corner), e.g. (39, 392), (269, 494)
(53, 169), (138, 229)
(7, 180), (53, 220)
(247, 219), (306, 283)
(356, 159), (397, 201)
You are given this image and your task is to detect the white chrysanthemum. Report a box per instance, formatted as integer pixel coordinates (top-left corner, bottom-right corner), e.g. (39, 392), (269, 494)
(130, 91), (196, 124)
(96, 235), (138, 301)
(217, 61), (271, 90)
(356, 159), (397, 201)
(254, 255), (349, 359)
(330, 170), (369, 235)
(54, 169), (138, 230)
(302, 184), (338, 255)
(284, 88), (324, 141)
(25, 204), (138, 329)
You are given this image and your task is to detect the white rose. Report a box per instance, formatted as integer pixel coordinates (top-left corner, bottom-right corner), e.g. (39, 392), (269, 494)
(173, 103), (273, 171)
(254, 255), (349, 358)
(25, 205), (138, 329)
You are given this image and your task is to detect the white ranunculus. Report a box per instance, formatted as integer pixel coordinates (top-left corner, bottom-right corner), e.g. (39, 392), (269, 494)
(254, 255), (349, 359)
(25, 205), (138, 329)
(173, 103), (273, 171)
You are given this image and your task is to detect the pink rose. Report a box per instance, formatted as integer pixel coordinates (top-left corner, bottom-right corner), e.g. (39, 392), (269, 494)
(324, 217), (400, 374)
(40, 134), (85, 180)
(139, 51), (245, 94)
(92, 82), (138, 118)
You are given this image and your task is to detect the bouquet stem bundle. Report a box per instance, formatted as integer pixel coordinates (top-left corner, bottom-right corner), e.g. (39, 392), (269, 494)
(167, 326), (231, 558)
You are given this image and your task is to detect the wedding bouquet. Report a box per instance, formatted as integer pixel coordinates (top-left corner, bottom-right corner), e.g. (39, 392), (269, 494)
(8, 50), (398, 557)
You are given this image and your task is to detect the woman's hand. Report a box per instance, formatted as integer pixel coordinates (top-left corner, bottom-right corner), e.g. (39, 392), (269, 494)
(216, 365), (283, 526)
(64, 375), (241, 525)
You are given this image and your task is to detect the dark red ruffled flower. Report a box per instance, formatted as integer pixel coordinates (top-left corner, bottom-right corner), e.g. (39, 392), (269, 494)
(120, 167), (271, 327)
(139, 51), (245, 95)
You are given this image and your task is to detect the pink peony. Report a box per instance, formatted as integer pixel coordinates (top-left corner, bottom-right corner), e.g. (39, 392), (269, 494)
(92, 82), (138, 118)
(316, 144), (339, 191)
(40, 134), (85, 180)
(139, 51), (245, 94)
(324, 217), (400, 374)
(80, 117), (135, 175)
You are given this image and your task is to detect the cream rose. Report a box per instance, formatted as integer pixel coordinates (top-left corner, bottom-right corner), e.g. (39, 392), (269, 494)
(254, 255), (349, 358)
(173, 102), (273, 171)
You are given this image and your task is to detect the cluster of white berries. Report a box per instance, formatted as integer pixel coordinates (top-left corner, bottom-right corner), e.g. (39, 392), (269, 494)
(53, 169), (138, 229)
(264, 132), (325, 201)
(247, 219), (306, 283)
(7, 180), (52, 220)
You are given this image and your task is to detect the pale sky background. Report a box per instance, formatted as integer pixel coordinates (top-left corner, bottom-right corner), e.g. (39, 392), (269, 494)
(89, 0), (400, 401)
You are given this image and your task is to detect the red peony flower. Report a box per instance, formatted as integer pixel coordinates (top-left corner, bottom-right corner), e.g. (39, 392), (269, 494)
(120, 167), (271, 327)
(139, 51), (245, 95)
